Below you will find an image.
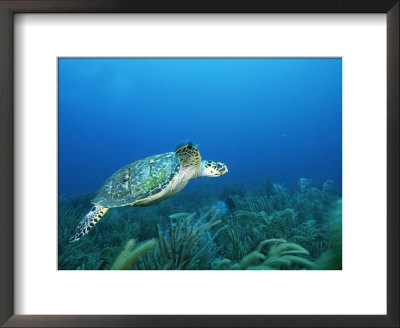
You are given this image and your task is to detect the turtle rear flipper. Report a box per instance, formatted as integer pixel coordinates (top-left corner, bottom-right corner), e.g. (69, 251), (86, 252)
(69, 205), (109, 243)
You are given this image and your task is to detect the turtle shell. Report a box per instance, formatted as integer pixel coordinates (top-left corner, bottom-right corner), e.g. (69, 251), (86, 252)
(92, 152), (180, 208)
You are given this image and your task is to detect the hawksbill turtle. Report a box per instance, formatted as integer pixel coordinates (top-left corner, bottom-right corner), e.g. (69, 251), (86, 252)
(69, 141), (228, 242)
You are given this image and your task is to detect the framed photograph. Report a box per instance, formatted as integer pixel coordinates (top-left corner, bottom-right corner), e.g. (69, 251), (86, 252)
(58, 56), (342, 269)
(0, 1), (398, 327)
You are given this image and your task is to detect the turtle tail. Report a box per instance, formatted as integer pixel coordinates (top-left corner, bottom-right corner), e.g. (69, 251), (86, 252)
(69, 204), (109, 243)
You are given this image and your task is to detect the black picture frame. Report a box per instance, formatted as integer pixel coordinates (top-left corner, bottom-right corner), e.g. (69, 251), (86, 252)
(0, 1), (398, 327)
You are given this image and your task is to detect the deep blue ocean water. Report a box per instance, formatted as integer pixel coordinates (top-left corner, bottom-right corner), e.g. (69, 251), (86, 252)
(59, 58), (341, 197)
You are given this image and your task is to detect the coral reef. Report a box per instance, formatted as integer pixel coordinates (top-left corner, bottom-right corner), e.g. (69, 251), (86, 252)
(58, 177), (341, 270)
(138, 209), (226, 270)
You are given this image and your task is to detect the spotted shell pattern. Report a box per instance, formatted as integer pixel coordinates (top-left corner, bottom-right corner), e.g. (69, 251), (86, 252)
(92, 152), (180, 208)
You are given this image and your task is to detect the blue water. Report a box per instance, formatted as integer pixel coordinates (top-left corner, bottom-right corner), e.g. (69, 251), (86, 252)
(59, 58), (341, 196)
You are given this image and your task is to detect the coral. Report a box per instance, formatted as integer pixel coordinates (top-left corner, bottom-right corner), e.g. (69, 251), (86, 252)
(111, 239), (158, 270)
(215, 258), (232, 270)
(261, 177), (275, 197)
(254, 239), (314, 269)
(315, 200), (342, 270)
(141, 209), (226, 270)
(291, 219), (327, 258)
(309, 240), (329, 259)
(239, 251), (266, 269)
(237, 183), (289, 213)
(269, 183), (289, 210)
(246, 190), (272, 214)
(322, 179), (334, 193)
(230, 210), (267, 222)
(217, 239), (314, 270)
(298, 177), (312, 193)
(290, 180), (333, 224)
(226, 220), (249, 263)
(251, 208), (296, 242)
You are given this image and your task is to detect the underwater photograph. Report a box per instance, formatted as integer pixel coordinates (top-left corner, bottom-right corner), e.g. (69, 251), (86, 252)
(58, 58), (342, 270)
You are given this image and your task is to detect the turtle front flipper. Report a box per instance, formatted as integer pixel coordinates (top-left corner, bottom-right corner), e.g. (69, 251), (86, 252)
(69, 205), (109, 243)
(175, 141), (201, 169)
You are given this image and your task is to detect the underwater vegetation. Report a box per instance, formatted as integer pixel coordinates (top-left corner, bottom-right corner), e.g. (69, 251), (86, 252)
(58, 178), (342, 270)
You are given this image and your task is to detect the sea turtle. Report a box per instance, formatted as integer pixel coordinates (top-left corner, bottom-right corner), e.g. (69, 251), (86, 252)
(69, 141), (228, 242)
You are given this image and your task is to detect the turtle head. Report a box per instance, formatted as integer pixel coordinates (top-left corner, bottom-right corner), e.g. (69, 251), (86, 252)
(196, 160), (228, 177)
